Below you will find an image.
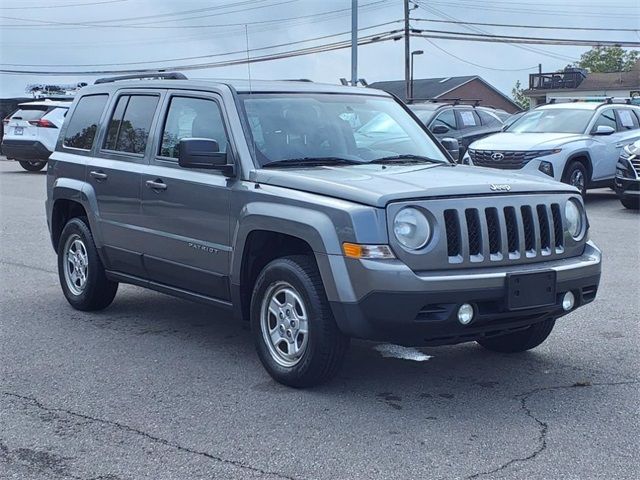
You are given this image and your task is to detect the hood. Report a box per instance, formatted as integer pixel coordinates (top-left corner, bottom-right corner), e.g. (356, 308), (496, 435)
(470, 132), (588, 150)
(254, 163), (575, 207)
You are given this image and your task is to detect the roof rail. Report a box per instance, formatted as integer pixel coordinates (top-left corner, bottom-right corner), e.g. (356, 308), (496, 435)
(279, 79), (314, 82)
(548, 96), (632, 106)
(94, 72), (187, 84)
(409, 97), (483, 107)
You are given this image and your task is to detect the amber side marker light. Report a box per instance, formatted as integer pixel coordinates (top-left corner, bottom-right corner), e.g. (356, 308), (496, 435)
(342, 243), (395, 259)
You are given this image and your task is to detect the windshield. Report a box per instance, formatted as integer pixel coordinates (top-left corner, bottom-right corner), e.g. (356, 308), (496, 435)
(239, 93), (448, 167)
(506, 108), (593, 134)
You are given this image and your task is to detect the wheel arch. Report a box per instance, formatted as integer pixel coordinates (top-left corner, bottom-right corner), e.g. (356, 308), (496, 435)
(562, 151), (593, 184)
(50, 178), (100, 251)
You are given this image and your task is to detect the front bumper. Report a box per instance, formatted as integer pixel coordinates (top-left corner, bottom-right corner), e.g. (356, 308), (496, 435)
(329, 241), (601, 346)
(614, 175), (640, 199)
(1, 139), (51, 161)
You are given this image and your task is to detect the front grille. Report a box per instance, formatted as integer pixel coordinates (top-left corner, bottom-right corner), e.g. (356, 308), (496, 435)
(630, 157), (640, 176)
(469, 150), (549, 169)
(444, 201), (564, 262)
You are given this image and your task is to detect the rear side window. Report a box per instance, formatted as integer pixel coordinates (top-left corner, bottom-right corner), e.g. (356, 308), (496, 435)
(477, 110), (501, 127)
(457, 109), (480, 128)
(159, 96), (228, 158)
(616, 109), (639, 130)
(104, 95), (159, 154)
(13, 106), (49, 121)
(63, 94), (109, 150)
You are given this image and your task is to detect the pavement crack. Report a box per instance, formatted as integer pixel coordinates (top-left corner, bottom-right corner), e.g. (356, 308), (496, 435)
(0, 260), (57, 275)
(2, 391), (300, 480)
(466, 380), (639, 480)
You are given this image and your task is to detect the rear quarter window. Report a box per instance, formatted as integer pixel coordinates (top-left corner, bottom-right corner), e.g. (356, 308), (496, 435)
(63, 94), (109, 150)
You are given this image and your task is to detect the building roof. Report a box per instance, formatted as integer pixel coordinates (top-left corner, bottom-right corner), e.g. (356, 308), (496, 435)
(368, 75), (520, 110)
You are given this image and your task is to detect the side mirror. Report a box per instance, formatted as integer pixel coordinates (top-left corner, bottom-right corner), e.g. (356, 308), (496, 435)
(593, 125), (615, 136)
(431, 124), (450, 135)
(440, 137), (460, 162)
(178, 138), (235, 176)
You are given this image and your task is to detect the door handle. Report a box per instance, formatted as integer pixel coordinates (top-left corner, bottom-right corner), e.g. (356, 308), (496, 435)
(89, 170), (108, 181)
(615, 143), (626, 148)
(146, 179), (167, 191)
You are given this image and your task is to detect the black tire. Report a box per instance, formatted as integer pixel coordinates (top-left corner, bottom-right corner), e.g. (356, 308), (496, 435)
(19, 160), (46, 172)
(620, 197), (639, 210)
(250, 255), (350, 388)
(57, 217), (118, 311)
(477, 318), (555, 353)
(562, 161), (587, 197)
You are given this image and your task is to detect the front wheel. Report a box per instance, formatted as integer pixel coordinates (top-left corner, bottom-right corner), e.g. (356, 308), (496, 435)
(562, 161), (587, 197)
(620, 197), (639, 210)
(19, 160), (46, 171)
(57, 217), (118, 311)
(250, 255), (349, 387)
(477, 319), (555, 353)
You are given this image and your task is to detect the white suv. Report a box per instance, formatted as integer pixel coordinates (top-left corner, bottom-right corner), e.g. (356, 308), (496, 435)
(463, 100), (640, 195)
(2, 99), (70, 171)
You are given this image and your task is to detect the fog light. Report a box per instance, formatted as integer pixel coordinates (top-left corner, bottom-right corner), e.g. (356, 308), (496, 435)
(539, 160), (554, 177)
(562, 291), (575, 311)
(457, 303), (474, 324)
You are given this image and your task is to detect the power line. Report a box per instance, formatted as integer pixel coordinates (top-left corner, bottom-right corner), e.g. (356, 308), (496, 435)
(412, 28), (640, 47)
(413, 32), (640, 47)
(0, 23), (401, 67)
(423, 39), (537, 71)
(0, 0), (127, 9)
(414, 18), (640, 33)
(0, 31), (402, 75)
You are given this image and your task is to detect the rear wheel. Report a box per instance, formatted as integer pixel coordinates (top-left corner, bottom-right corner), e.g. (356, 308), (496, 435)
(477, 319), (555, 353)
(19, 160), (46, 172)
(620, 197), (639, 210)
(57, 217), (118, 311)
(562, 161), (587, 197)
(250, 255), (349, 387)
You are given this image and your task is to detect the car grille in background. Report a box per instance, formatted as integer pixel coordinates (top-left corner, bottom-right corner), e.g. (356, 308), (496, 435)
(444, 202), (564, 263)
(630, 157), (640, 176)
(468, 150), (550, 169)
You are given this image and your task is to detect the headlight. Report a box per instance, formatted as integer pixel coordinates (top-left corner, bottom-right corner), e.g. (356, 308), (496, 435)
(564, 199), (584, 240)
(623, 142), (640, 157)
(393, 207), (431, 249)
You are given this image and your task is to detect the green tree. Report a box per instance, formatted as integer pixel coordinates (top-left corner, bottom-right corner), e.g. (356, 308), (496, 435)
(575, 46), (639, 73)
(511, 80), (530, 110)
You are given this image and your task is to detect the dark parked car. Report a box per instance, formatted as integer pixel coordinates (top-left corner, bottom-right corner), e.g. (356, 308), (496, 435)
(615, 140), (640, 210)
(407, 103), (506, 160)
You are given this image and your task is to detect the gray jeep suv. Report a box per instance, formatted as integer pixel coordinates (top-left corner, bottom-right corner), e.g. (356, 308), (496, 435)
(46, 73), (601, 387)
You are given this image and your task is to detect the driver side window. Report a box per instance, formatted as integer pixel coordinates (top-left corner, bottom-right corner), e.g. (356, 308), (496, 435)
(592, 110), (617, 133)
(159, 96), (228, 159)
(431, 109), (457, 131)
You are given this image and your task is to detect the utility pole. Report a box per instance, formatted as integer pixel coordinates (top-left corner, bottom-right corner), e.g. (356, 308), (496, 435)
(404, 0), (411, 101)
(351, 0), (358, 86)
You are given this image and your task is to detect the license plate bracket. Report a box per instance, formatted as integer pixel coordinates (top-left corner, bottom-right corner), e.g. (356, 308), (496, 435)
(507, 270), (556, 310)
(14, 126), (23, 135)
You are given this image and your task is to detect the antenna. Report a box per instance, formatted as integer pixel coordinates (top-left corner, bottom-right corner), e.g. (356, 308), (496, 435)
(245, 25), (252, 95)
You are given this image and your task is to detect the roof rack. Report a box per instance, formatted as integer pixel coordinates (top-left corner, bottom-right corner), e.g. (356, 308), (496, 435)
(94, 72), (187, 84)
(548, 96), (633, 106)
(409, 97), (483, 107)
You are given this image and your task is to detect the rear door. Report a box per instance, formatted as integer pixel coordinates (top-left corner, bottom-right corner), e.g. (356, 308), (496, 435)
(87, 90), (163, 277)
(139, 91), (233, 302)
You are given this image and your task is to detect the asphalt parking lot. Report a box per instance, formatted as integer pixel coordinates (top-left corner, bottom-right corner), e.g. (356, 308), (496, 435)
(0, 157), (638, 480)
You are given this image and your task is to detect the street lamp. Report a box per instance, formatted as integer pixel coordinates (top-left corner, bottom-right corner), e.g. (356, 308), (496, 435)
(410, 50), (423, 102)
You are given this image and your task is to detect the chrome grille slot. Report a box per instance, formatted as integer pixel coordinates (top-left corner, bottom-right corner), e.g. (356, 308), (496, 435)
(520, 205), (535, 253)
(485, 207), (501, 256)
(465, 209), (482, 258)
(536, 204), (551, 254)
(504, 206), (519, 256)
(551, 203), (564, 251)
(630, 157), (640, 176)
(444, 209), (461, 258)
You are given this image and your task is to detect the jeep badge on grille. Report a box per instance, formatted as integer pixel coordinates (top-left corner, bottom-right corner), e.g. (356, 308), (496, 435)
(490, 184), (511, 191)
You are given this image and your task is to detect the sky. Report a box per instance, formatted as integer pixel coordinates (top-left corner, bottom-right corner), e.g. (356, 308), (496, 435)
(0, 0), (639, 99)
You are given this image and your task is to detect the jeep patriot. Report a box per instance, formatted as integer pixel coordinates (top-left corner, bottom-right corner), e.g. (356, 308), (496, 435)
(46, 73), (601, 387)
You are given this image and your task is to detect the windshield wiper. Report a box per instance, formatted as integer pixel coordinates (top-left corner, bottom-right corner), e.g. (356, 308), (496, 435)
(369, 154), (446, 165)
(262, 157), (364, 168)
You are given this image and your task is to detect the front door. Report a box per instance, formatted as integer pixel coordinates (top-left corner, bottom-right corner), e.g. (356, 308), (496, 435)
(139, 92), (233, 302)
